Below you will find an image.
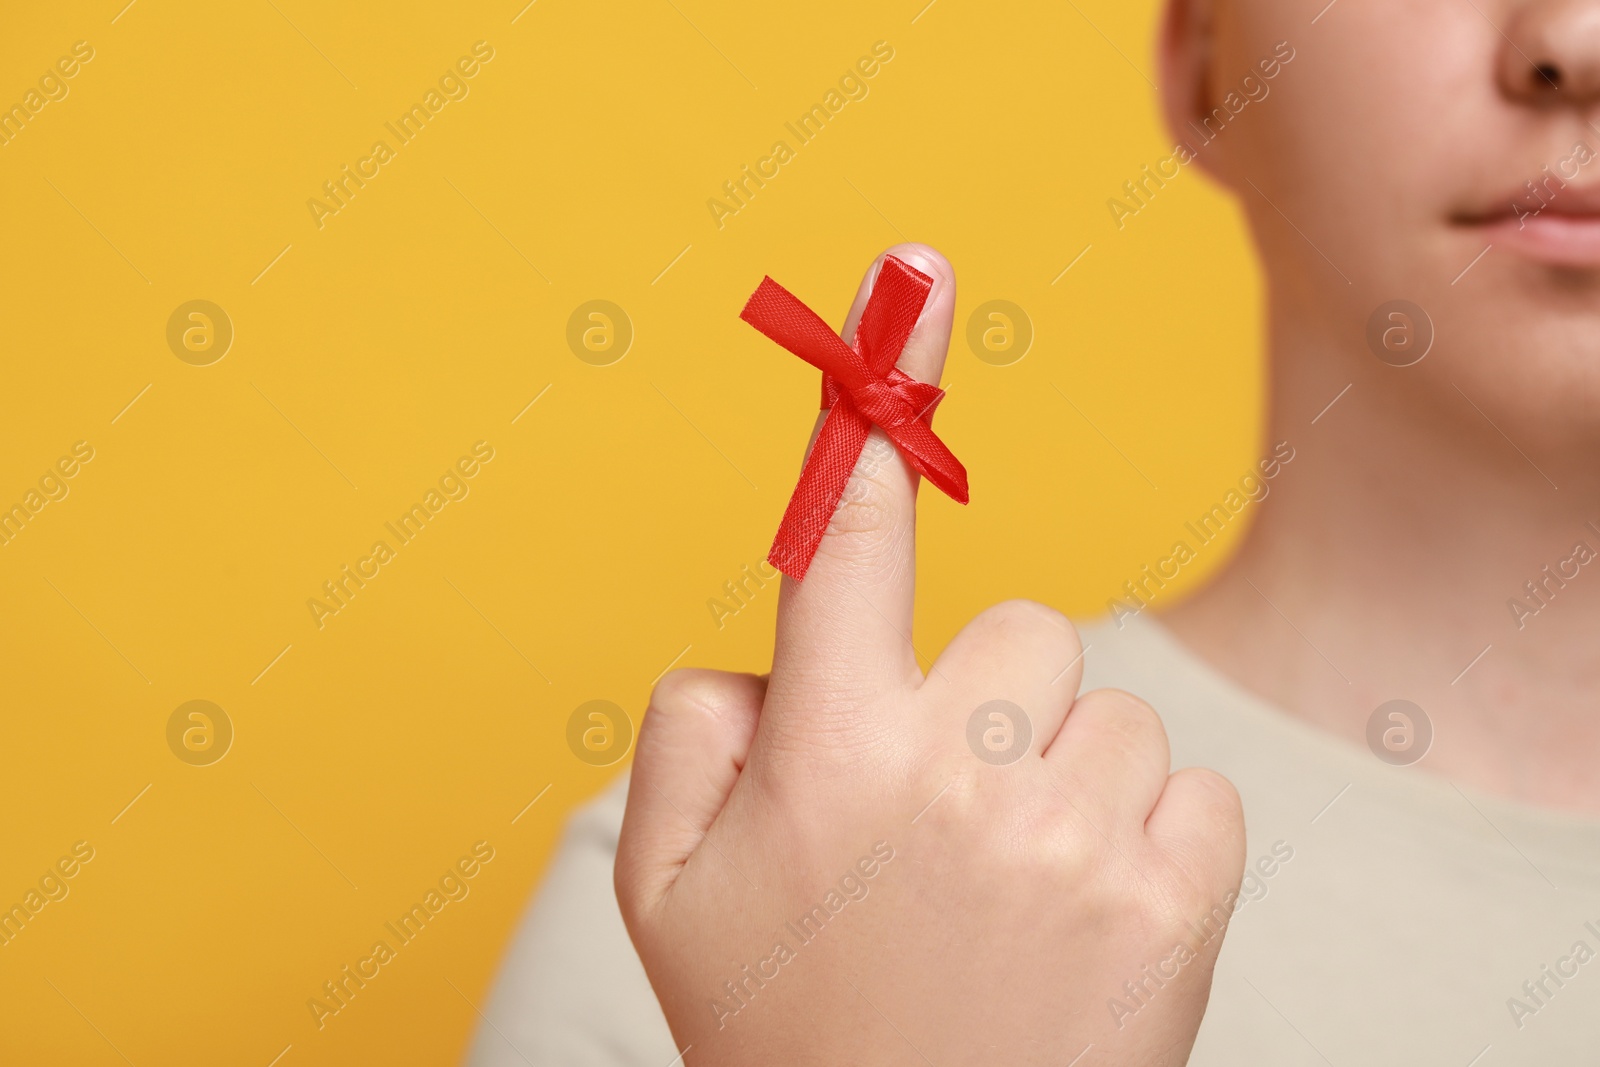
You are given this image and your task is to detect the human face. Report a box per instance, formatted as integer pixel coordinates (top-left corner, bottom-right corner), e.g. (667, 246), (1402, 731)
(1164, 0), (1600, 448)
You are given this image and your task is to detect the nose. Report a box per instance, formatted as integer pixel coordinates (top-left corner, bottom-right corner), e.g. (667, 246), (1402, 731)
(1499, 0), (1600, 104)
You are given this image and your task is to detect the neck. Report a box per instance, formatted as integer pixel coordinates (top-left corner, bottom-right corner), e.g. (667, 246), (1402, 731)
(1162, 297), (1600, 813)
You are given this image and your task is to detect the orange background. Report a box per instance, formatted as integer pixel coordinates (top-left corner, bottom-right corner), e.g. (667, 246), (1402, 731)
(0, 0), (1259, 1063)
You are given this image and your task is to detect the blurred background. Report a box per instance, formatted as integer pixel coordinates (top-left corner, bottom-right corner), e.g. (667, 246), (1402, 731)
(0, 0), (1260, 1062)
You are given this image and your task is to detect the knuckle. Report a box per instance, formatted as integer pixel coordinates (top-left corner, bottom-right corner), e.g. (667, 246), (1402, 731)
(1160, 769), (1249, 895)
(971, 599), (1081, 655)
(1179, 771), (1249, 862)
(827, 487), (895, 539)
(1034, 811), (1108, 883)
(647, 668), (740, 721)
(1007, 802), (1134, 917)
(822, 440), (906, 544)
(1078, 687), (1167, 750)
(1186, 767), (1245, 824)
(639, 670), (762, 765)
(814, 508), (911, 576)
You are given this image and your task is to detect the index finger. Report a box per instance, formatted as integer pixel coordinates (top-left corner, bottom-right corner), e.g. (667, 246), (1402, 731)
(768, 243), (958, 701)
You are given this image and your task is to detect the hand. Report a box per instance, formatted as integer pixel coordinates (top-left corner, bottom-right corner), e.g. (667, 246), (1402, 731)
(616, 243), (1246, 1066)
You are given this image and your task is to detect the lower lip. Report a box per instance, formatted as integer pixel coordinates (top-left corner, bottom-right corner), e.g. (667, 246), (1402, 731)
(1472, 214), (1600, 268)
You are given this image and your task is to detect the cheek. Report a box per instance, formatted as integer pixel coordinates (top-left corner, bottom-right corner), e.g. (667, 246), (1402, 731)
(1217, 3), (1482, 235)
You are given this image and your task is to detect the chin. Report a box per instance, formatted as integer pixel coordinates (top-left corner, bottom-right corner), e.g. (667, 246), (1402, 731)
(1426, 320), (1600, 448)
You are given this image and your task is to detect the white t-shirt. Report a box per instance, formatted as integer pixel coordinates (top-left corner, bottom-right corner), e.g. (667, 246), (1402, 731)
(466, 617), (1600, 1066)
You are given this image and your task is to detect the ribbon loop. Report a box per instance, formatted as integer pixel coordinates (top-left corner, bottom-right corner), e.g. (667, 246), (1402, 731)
(739, 255), (970, 580)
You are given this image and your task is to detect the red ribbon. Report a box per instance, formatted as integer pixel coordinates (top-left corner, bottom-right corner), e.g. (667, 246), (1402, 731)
(740, 255), (969, 580)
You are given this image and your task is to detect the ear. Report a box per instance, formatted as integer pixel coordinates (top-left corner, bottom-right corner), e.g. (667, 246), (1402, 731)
(1157, 0), (1227, 182)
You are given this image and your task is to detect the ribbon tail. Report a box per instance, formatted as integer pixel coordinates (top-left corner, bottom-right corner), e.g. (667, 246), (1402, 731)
(884, 419), (970, 504)
(768, 404), (871, 579)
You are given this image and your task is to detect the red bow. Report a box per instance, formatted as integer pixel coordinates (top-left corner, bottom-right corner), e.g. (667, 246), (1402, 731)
(740, 255), (969, 580)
